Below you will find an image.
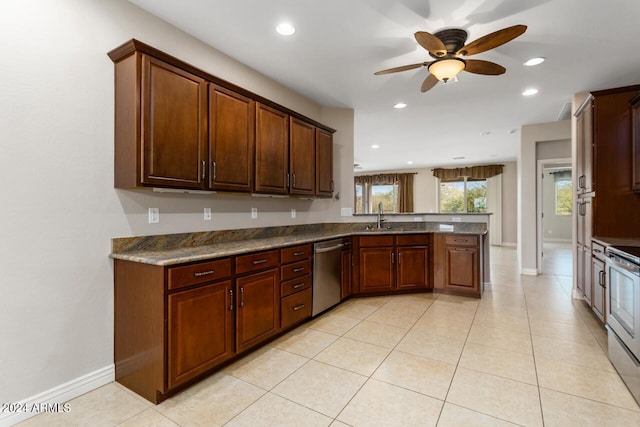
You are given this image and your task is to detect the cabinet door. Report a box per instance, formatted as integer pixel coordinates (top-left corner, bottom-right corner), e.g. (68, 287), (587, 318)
(396, 247), (429, 290)
(583, 248), (592, 305)
(168, 280), (234, 389)
(359, 247), (394, 293)
(582, 100), (594, 193)
(255, 103), (289, 194)
(289, 118), (316, 195)
(236, 269), (280, 352)
(315, 128), (333, 197)
(591, 257), (606, 322)
(341, 249), (352, 299)
(632, 94), (640, 191)
(209, 85), (254, 192)
(141, 55), (207, 189)
(444, 246), (479, 292)
(576, 245), (585, 294)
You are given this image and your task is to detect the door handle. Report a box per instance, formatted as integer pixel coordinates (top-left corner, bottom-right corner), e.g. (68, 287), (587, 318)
(228, 289), (234, 311)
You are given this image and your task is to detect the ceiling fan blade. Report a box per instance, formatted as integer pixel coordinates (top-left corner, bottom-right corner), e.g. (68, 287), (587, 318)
(421, 74), (439, 92)
(414, 31), (447, 57)
(457, 24), (527, 56)
(464, 59), (506, 75)
(374, 62), (426, 75)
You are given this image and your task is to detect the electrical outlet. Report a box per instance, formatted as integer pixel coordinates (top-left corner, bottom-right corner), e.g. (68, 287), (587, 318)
(452, 216), (461, 222)
(291, 208), (296, 219)
(251, 208), (258, 219)
(341, 207), (352, 217)
(148, 208), (159, 224)
(204, 208), (212, 221)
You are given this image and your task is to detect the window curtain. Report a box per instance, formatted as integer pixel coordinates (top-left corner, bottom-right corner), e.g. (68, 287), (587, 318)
(432, 164), (504, 181)
(354, 173), (415, 213)
(551, 170), (571, 181)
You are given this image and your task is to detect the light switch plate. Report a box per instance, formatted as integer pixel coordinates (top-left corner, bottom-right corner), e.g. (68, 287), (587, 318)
(204, 208), (212, 221)
(148, 208), (159, 224)
(291, 208), (296, 219)
(251, 208), (258, 219)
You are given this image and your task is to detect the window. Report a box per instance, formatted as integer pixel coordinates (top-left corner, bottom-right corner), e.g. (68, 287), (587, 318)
(355, 183), (398, 214)
(439, 177), (487, 213)
(555, 178), (572, 215)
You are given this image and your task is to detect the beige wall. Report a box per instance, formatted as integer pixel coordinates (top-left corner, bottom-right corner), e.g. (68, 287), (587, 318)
(519, 121), (571, 274)
(0, 0), (354, 407)
(501, 162), (518, 246)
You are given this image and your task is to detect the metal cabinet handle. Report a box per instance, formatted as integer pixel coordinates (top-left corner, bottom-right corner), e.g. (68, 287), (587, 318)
(201, 160), (206, 179)
(599, 271), (606, 287)
(594, 248), (602, 253)
(239, 287), (244, 307)
(193, 270), (215, 277)
(212, 161), (217, 181)
(293, 267), (305, 273)
(229, 289), (234, 311)
(286, 173), (290, 188)
(293, 304), (305, 311)
(392, 252), (395, 264)
(454, 239), (468, 243)
(292, 174), (296, 187)
(293, 251), (305, 256)
(252, 259), (267, 265)
(292, 282), (306, 289)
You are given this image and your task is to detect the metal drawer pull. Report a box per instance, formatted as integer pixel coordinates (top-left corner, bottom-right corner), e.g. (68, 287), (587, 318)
(252, 259), (268, 265)
(201, 160), (205, 179)
(292, 282), (306, 289)
(193, 270), (215, 277)
(594, 248), (602, 253)
(454, 239), (468, 243)
(293, 267), (305, 273)
(212, 161), (217, 181)
(293, 251), (305, 256)
(228, 289), (234, 311)
(292, 304), (305, 311)
(239, 287), (244, 307)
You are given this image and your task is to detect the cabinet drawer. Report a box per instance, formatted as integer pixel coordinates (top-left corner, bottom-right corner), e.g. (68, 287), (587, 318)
(444, 235), (478, 247)
(235, 250), (279, 275)
(168, 258), (232, 291)
(396, 234), (429, 246)
(281, 244), (312, 264)
(281, 259), (312, 282)
(281, 288), (312, 330)
(592, 241), (606, 261)
(281, 274), (311, 298)
(359, 235), (394, 247)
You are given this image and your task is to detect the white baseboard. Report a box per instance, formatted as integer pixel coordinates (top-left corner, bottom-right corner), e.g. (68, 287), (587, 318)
(0, 365), (114, 427)
(521, 268), (539, 276)
(544, 238), (572, 243)
(501, 242), (517, 247)
(572, 288), (584, 300)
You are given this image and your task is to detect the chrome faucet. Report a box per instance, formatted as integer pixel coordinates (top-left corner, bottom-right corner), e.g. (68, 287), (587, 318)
(376, 202), (385, 229)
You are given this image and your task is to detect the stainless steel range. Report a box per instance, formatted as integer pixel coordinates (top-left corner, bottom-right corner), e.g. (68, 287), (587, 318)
(606, 245), (640, 404)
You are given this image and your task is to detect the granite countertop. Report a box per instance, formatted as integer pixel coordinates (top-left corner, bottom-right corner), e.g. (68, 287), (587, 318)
(110, 222), (488, 266)
(592, 236), (640, 248)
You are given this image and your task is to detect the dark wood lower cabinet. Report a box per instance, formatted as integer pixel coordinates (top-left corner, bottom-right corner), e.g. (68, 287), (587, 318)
(444, 246), (479, 291)
(235, 269), (280, 352)
(396, 246), (429, 290)
(168, 280), (234, 389)
(359, 247), (395, 293)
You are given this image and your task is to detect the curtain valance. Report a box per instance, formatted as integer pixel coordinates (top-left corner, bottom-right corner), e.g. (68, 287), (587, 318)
(432, 164), (504, 182)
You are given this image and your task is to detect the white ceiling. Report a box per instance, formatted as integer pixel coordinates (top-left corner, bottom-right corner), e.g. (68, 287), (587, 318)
(129, 0), (640, 172)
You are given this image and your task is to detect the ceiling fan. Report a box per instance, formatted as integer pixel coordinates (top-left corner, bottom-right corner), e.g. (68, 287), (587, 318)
(375, 24), (527, 92)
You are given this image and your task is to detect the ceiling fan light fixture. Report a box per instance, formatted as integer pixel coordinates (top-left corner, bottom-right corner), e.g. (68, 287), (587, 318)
(428, 58), (465, 82)
(523, 57), (545, 66)
(394, 102), (407, 109)
(276, 23), (296, 36)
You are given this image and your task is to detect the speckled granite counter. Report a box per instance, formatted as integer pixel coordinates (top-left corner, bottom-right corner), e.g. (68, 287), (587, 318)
(592, 236), (640, 248)
(110, 222), (488, 266)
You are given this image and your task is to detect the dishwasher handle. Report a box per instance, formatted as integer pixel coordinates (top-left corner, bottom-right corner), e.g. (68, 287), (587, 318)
(315, 243), (344, 253)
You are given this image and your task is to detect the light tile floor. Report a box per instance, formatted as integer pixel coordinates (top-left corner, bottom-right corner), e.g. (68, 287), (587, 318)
(18, 246), (640, 426)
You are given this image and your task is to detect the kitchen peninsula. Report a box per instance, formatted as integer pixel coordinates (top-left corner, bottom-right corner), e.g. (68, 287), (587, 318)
(111, 220), (487, 403)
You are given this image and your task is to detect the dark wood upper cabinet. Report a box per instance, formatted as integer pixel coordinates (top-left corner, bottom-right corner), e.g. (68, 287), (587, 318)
(289, 118), (316, 195)
(209, 85), (254, 192)
(109, 39), (335, 196)
(316, 128), (334, 197)
(255, 103), (289, 194)
(631, 92), (640, 192)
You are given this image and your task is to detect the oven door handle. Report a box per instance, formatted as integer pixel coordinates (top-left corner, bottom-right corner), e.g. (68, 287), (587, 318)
(606, 255), (640, 275)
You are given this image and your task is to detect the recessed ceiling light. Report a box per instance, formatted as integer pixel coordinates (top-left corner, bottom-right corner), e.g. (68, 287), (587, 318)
(276, 23), (295, 36)
(522, 88), (539, 96)
(371, 144), (380, 149)
(394, 103), (407, 109)
(407, 161), (414, 164)
(523, 57), (545, 66)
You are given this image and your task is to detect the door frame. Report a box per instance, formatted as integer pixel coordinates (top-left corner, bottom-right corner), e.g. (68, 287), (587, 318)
(536, 157), (572, 274)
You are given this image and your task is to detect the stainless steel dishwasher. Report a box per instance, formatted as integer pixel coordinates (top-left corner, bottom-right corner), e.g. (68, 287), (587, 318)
(313, 239), (346, 316)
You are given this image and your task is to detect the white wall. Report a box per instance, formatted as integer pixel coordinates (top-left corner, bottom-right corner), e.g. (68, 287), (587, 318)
(501, 162), (518, 246)
(0, 0), (354, 405)
(518, 121), (571, 274)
